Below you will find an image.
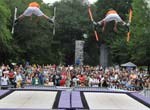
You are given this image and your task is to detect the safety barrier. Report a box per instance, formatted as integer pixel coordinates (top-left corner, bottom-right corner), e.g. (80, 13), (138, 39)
(143, 88), (150, 97)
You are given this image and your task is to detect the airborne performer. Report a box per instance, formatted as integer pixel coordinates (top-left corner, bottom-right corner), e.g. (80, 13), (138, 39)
(93, 8), (129, 32)
(15, 2), (54, 24)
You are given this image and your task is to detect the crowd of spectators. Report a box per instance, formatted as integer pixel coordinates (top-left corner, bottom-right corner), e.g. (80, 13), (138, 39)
(0, 64), (150, 91)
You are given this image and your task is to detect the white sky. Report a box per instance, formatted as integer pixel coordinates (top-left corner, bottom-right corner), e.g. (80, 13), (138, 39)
(43, 0), (97, 4)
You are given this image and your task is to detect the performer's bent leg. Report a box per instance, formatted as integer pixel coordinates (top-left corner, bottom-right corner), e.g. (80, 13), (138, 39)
(17, 14), (25, 20)
(15, 7), (32, 24)
(102, 21), (106, 32)
(113, 21), (118, 32)
(42, 14), (54, 23)
(97, 19), (104, 26)
(35, 17), (40, 23)
(14, 14), (25, 24)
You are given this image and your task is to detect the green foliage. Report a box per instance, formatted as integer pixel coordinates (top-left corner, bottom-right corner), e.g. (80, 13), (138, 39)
(53, 0), (99, 65)
(4, 0), (57, 64)
(110, 38), (130, 64)
(0, 0), (12, 63)
(0, 0), (149, 67)
(95, 0), (131, 43)
(94, 0), (132, 65)
(128, 0), (150, 66)
(0, 1), (11, 41)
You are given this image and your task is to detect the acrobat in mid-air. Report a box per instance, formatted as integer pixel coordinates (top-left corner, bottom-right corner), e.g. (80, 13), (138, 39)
(93, 8), (129, 32)
(15, 2), (54, 24)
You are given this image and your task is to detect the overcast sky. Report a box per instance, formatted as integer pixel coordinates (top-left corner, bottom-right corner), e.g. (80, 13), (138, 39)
(43, 0), (97, 4)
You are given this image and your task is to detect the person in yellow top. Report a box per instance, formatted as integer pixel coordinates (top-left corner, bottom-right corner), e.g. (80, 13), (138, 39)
(93, 9), (127, 32)
(15, 2), (54, 24)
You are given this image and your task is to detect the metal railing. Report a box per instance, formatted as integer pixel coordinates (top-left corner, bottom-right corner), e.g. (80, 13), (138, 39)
(140, 88), (150, 97)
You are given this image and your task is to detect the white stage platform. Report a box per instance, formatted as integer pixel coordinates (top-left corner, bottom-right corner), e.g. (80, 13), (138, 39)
(84, 92), (149, 110)
(0, 91), (57, 109)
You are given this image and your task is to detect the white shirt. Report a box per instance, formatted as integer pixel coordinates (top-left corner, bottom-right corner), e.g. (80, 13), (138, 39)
(35, 79), (39, 85)
(15, 74), (23, 82)
(91, 78), (99, 87)
(0, 69), (2, 77)
(1, 76), (9, 85)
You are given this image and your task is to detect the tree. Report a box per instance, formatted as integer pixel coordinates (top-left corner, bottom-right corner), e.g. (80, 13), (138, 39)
(128, 0), (150, 73)
(94, 0), (132, 65)
(0, 0), (12, 63)
(5, 0), (58, 64)
(53, 0), (100, 65)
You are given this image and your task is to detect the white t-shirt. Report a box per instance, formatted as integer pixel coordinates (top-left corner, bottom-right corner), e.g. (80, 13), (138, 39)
(91, 78), (99, 87)
(0, 69), (2, 77)
(15, 74), (23, 82)
(88, 77), (93, 87)
(1, 76), (9, 85)
(35, 79), (39, 85)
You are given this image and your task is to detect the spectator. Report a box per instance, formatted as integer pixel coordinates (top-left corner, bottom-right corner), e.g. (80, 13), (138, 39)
(49, 78), (54, 86)
(54, 73), (61, 86)
(25, 74), (32, 85)
(0, 63), (149, 91)
(14, 69), (23, 88)
(144, 78), (150, 88)
(32, 74), (41, 85)
(1, 73), (9, 89)
(8, 69), (15, 86)
(0, 66), (2, 86)
(79, 74), (86, 85)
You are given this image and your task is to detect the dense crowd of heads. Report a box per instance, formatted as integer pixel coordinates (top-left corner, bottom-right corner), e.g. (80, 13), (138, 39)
(0, 64), (150, 90)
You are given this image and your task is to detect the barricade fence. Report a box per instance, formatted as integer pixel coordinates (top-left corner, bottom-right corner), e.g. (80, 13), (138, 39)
(142, 88), (150, 97)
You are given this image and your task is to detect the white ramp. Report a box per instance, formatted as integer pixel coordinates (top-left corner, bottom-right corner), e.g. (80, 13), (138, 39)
(0, 91), (57, 109)
(84, 92), (149, 110)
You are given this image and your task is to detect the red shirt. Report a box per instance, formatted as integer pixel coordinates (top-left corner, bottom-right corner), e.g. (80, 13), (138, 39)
(60, 79), (65, 86)
(79, 76), (85, 83)
(9, 72), (14, 78)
